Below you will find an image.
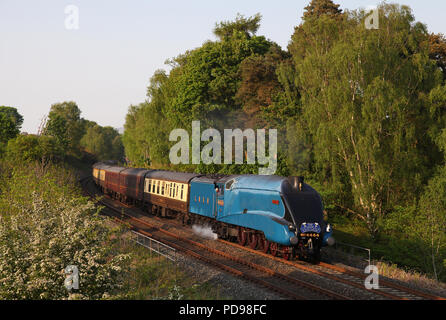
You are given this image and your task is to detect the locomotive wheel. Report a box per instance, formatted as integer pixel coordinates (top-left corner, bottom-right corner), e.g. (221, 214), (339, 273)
(270, 242), (279, 257)
(282, 246), (292, 261)
(248, 233), (258, 250)
(260, 238), (269, 254)
(237, 227), (247, 246)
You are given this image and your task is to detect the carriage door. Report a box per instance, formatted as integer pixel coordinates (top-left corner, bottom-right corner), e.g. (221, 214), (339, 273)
(216, 182), (225, 218)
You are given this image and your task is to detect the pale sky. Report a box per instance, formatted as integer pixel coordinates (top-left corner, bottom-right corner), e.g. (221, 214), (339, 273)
(1, 0), (445, 134)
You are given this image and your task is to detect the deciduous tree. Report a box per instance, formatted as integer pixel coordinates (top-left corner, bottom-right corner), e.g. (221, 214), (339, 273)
(45, 102), (84, 156)
(287, 3), (443, 236)
(0, 107), (23, 152)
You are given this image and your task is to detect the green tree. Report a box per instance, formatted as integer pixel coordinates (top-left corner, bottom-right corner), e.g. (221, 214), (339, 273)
(164, 14), (272, 130)
(81, 125), (124, 162)
(302, 0), (342, 20)
(429, 33), (446, 81)
(271, 2), (343, 177)
(0, 106), (23, 131)
(417, 167), (446, 281)
(0, 107), (23, 153)
(123, 14), (278, 171)
(111, 135), (124, 162)
(213, 13), (262, 40)
(122, 100), (170, 168)
(45, 102), (84, 156)
(235, 44), (290, 128)
(5, 134), (63, 165)
(122, 105), (147, 166)
(287, 3), (443, 236)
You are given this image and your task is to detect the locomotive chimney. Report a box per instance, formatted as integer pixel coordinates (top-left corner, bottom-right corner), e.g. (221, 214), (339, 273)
(288, 176), (305, 191)
(298, 176), (304, 191)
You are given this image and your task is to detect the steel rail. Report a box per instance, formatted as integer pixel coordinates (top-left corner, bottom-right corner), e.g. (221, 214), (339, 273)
(219, 238), (446, 301)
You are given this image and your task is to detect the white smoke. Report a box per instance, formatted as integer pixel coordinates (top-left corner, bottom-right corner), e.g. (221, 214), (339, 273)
(192, 224), (218, 240)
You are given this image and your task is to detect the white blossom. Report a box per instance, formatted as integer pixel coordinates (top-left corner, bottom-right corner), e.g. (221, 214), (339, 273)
(0, 166), (130, 299)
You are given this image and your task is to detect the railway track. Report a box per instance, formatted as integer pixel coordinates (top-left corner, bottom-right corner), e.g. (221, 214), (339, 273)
(80, 176), (446, 301)
(81, 177), (350, 300)
(219, 239), (446, 300)
(142, 209), (446, 300)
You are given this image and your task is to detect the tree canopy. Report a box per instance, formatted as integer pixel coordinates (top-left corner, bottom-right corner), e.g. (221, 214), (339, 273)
(81, 124), (124, 162)
(303, 0), (342, 19)
(123, 13), (282, 171)
(6, 134), (63, 165)
(45, 102), (84, 156)
(429, 33), (446, 80)
(286, 3), (444, 236)
(213, 13), (262, 40)
(0, 107), (23, 151)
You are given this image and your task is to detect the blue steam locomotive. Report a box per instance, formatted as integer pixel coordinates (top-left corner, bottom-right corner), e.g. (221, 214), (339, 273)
(93, 163), (335, 261)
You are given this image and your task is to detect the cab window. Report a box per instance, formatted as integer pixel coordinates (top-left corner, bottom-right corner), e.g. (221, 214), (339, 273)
(226, 180), (234, 190)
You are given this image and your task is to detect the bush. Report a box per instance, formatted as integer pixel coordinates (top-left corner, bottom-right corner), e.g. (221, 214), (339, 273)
(0, 162), (130, 299)
(5, 134), (64, 165)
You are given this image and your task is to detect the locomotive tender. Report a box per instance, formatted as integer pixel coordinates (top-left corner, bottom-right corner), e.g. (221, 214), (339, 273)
(92, 163), (334, 261)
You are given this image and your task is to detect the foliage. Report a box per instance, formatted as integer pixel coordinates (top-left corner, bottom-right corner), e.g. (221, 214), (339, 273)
(167, 26), (272, 129)
(44, 102), (85, 156)
(303, 0), (343, 20)
(122, 70), (173, 168)
(122, 103), (170, 168)
(429, 33), (446, 80)
(0, 106), (24, 129)
(0, 107), (23, 153)
(416, 167), (446, 281)
(5, 134), (64, 165)
(123, 14), (278, 171)
(286, 3), (443, 237)
(81, 124), (124, 162)
(213, 13), (262, 41)
(235, 44), (289, 128)
(0, 162), (130, 299)
(41, 102), (123, 163)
